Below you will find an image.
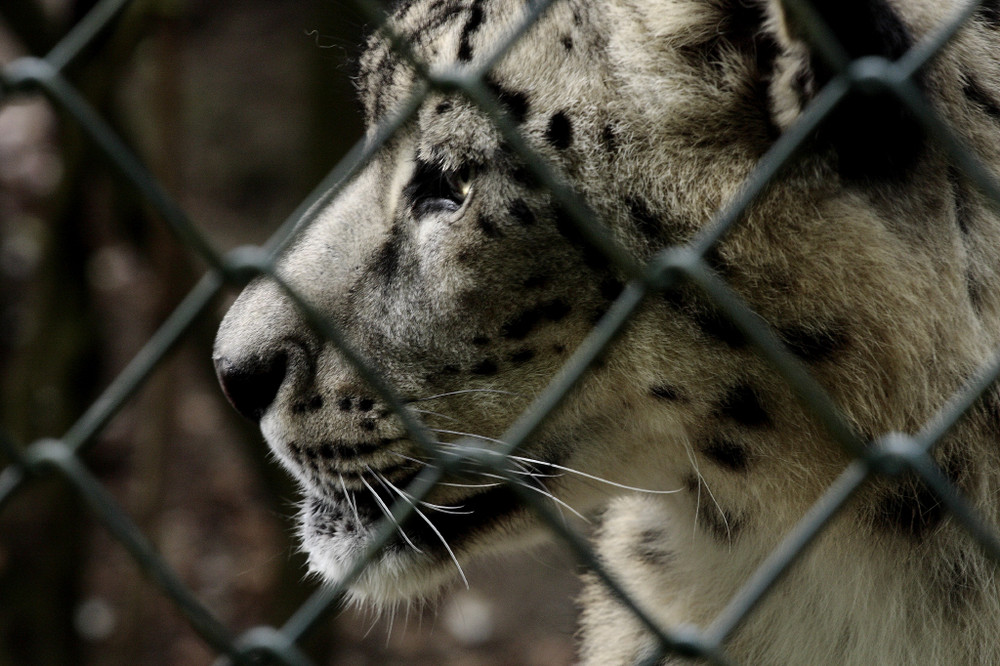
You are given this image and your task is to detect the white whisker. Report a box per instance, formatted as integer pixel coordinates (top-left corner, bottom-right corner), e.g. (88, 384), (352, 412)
(410, 388), (523, 403)
(379, 473), (470, 589)
(433, 432), (681, 495)
(359, 472), (423, 554)
(338, 472), (362, 525)
(437, 481), (505, 489)
(476, 471), (589, 523)
(408, 407), (461, 423)
(508, 455), (683, 495)
(434, 440), (561, 478)
(389, 450), (433, 467)
(431, 427), (508, 446)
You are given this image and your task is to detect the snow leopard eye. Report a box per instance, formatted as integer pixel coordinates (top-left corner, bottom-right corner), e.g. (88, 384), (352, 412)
(405, 161), (475, 218)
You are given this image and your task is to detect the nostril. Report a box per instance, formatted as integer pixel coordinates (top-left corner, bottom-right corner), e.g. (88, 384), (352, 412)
(214, 351), (288, 422)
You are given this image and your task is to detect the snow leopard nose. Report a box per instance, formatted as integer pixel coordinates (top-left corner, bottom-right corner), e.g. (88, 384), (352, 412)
(214, 350), (288, 422)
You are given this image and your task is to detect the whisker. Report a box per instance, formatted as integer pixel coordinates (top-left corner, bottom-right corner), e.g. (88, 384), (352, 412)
(379, 472), (470, 589)
(338, 472), (362, 525)
(408, 407), (461, 423)
(434, 440), (541, 475)
(682, 444), (731, 542)
(437, 481), (505, 489)
(389, 450), (434, 468)
(417, 499), (472, 515)
(476, 471), (589, 523)
(359, 472), (423, 554)
(434, 434), (682, 495)
(409, 388), (524, 403)
(508, 455), (683, 495)
(434, 440), (561, 478)
(431, 427), (509, 445)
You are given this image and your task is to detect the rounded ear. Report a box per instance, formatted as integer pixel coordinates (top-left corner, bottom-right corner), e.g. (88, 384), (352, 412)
(763, 0), (925, 180)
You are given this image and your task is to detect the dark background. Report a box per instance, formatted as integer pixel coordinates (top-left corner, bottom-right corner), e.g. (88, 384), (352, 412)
(0, 1), (579, 663)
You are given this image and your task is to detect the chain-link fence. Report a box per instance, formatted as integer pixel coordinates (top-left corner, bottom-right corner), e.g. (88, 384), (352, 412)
(3, 0), (1000, 663)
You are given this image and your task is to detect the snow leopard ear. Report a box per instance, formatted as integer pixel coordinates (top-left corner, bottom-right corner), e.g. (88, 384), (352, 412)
(761, 0), (925, 179)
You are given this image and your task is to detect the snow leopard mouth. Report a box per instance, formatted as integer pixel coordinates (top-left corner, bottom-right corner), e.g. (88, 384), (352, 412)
(298, 457), (535, 595)
(303, 477), (525, 553)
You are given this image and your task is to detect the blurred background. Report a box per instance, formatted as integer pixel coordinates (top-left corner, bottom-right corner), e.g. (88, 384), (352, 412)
(0, 1), (579, 663)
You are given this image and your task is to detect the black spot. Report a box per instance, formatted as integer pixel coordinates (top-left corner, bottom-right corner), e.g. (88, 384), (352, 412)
(599, 277), (624, 302)
(485, 76), (530, 123)
(561, 35), (574, 51)
(358, 398), (375, 412)
(435, 101), (453, 114)
(701, 437), (751, 472)
(948, 165), (973, 235)
(369, 224), (404, 282)
(293, 394), (325, 414)
(663, 285), (747, 348)
(554, 206), (583, 244)
(545, 111), (573, 150)
(686, 476), (743, 542)
(361, 419), (377, 432)
(500, 300), (571, 339)
(508, 199), (536, 226)
(977, 0), (1000, 28)
(522, 274), (548, 289)
(717, 384), (770, 427)
(650, 384), (684, 401)
(871, 475), (945, 540)
(353, 439), (382, 456)
(457, 0), (485, 62)
(510, 163), (541, 189)
(508, 348), (536, 364)
(476, 214), (501, 237)
(541, 299), (571, 321)
(472, 335), (490, 346)
(967, 273), (985, 313)
(963, 76), (1000, 122)
(778, 324), (847, 363)
(627, 197), (661, 243)
(338, 397), (352, 411)
(553, 206), (610, 271)
(588, 305), (609, 326)
(632, 528), (673, 567)
(871, 454), (967, 540)
(441, 364), (460, 375)
(552, 344), (567, 355)
(502, 309), (543, 340)
(319, 443), (336, 460)
(691, 307), (747, 348)
(601, 123), (618, 153)
(471, 359), (498, 375)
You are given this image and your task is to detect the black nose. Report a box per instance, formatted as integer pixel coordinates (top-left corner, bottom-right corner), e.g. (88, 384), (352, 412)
(214, 351), (288, 422)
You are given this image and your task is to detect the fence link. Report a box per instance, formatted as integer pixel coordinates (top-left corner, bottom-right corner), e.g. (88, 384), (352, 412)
(2, 0), (1000, 664)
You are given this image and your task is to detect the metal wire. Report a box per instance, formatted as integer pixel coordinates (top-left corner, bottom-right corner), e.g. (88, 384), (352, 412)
(1, 0), (999, 664)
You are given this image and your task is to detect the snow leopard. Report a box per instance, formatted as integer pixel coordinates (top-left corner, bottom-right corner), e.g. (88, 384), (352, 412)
(213, 0), (1000, 662)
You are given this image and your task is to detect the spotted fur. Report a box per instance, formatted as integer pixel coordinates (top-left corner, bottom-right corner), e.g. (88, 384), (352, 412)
(214, 0), (1000, 662)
